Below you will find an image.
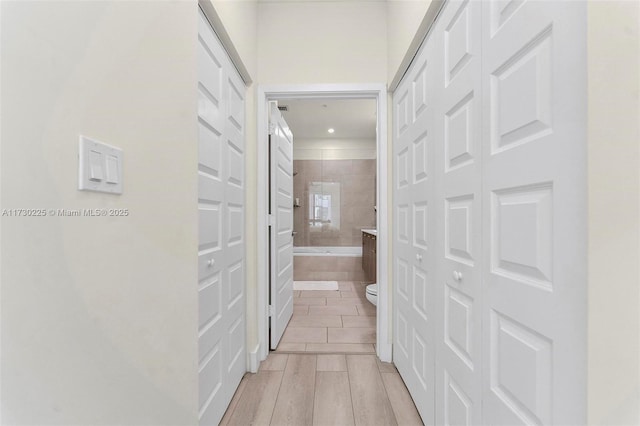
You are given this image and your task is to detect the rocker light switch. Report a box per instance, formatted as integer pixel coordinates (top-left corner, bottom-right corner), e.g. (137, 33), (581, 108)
(89, 150), (104, 181)
(106, 155), (119, 184)
(79, 135), (123, 194)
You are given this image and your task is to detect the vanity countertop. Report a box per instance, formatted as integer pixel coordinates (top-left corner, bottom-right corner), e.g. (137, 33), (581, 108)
(362, 229), (377, 236)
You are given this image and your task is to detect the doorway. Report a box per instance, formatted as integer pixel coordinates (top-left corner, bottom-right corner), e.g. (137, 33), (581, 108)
(257, 84), (390, 364)
(277, 98), (378, 352)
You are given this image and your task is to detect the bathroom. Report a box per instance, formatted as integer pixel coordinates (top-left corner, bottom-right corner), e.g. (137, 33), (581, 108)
(276, 98), (379, 351)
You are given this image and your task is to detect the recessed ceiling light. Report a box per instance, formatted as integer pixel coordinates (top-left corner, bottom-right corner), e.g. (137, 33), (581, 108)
(328, 128), (335, 134)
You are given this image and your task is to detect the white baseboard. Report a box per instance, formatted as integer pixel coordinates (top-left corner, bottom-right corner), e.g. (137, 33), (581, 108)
(377, 341), (393, 363)
(249, 343), (260, 373)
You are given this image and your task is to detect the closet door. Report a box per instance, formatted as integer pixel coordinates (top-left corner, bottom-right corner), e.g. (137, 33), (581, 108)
(197, 9), (247, 426)
(393, 32), (436, 424)
(481, 1), (587, 424)
(433, 1), (483, 424)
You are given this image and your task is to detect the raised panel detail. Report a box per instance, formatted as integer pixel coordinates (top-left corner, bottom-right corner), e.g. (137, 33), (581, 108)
(413, 60), (428, 119)
(228, 261), (243, 308)
(228, 204), (243, 246)
(445, 371), (472, 426)
(445, 285), (474, 369)
(413, 202), (428, 251)
(277, 165), (292, 197)
(413, 329), (428, 389)
(490, 0), (526, 37)
(277, 206), (292, 233)
(199, 343), (222, 412)
(413, 266), (428, 321)
(490, 311), (552, 425)
(228, 79), (244, 132)
(199, 273), (222, 332)
(413, 132), (429, 183)
(396, 90), (410, 137)
(199, 203), (221, 251)
(277, 243), (293, 278)
(445, 92), (474, 172)
(198, 122), (222, 177)
(197, 40), (222, 104)
(397, 312), (409, 357)
(491, 28), (552, 154)
(445, 195), (474, 265)
(397, 147), (410, 189)
(227, 316), (244, 370)
(277, 276), (292, 300)
(198, 86), (221, 130)
(491, 183), (553, 289)
(227, 141), (243, 187)
(397, 258), (410, 301)
(397, 205), (410, 244)
(445, 0), (472, 85)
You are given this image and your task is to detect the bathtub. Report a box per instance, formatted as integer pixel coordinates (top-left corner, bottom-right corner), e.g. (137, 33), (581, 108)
(293, 246), (362, 257)
(293, 246), (365, 281)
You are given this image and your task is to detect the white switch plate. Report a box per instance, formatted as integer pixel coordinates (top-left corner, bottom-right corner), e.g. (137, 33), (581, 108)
(78, 135), (123, 194)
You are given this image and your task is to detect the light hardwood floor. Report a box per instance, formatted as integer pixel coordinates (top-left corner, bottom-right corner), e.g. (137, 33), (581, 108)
(220, 354), (424, 426)
(276, 281), (377, 353)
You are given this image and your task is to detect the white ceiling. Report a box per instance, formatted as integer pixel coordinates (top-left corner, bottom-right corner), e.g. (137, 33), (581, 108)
(279, 98), (377, 139)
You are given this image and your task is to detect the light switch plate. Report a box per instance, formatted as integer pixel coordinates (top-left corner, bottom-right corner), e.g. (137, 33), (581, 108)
(79, 135), (123, 194)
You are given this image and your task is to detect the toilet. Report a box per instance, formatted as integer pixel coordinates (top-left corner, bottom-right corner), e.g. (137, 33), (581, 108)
(365, 283), (378, 306)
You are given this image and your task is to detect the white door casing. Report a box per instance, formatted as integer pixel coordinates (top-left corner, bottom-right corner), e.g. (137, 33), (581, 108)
(269, 102), (294, 350)
(434, 1), (483, 424)
(197, 9), (247, 426)
(481, 1), (587, 424)
(392, 0), (587, 424)
(393, 33), (436, 423)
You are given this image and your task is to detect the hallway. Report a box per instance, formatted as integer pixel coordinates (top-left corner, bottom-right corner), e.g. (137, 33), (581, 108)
(2, 0), (638, 424)
(220, 353), (423, 426)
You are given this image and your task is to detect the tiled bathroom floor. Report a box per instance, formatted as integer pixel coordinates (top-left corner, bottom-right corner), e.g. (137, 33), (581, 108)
(275, 281), (377, 353)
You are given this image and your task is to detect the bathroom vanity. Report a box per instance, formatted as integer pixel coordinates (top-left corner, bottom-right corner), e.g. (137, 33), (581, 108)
(361, 229), (377, 283)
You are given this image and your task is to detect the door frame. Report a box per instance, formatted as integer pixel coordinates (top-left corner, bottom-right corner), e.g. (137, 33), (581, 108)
(257, 84), (391, 363)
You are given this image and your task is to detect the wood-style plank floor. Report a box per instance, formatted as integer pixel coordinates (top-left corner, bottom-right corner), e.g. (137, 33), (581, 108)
(220, 354), (424, 426)
(276, 281), (377, 353)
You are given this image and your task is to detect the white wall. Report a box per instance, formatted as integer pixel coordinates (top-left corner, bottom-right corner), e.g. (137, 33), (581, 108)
(293, 138), (376, 160)
(1, 1), (199, 424)
(387, 0), (432, 84)
(587, 1), (640, 424)
(257, 1), (388, 84)
(212, 0), (258, 78)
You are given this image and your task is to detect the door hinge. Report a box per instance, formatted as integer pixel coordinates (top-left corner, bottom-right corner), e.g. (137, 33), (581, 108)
(268, 305), (275, 317)
(268, 214), (276, 227)
(268, 122), (275, 136)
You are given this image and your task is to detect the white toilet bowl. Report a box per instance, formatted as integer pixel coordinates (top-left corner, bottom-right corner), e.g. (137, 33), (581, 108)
(365, 283), (378, 306)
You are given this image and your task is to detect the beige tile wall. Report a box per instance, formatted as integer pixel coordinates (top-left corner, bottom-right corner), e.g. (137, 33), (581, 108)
(293, 159), (376, 247)
(294, 256), (366, 281)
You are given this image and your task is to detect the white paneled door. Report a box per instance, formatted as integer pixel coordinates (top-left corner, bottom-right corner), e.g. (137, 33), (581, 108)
(433, 1), (483, 424)
(392, 0), (587, 424)
(481, 1), (586, 424)
(269, 103), (294, 349)
(197, 9), (246, 426)
(393, 34), (436, 423)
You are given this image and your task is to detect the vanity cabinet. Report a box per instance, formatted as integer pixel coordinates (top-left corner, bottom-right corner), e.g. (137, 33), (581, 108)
(362, 231), (377, 283)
